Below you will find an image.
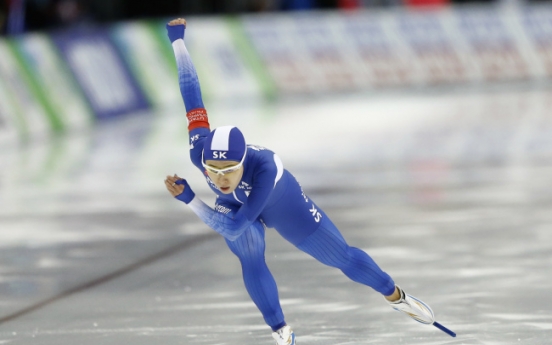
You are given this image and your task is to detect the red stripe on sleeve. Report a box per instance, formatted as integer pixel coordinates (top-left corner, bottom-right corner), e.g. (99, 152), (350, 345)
(186, 108), (210, 131)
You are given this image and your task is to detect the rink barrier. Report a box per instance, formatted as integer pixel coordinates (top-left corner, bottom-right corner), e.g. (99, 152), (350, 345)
(174, 16), (267, 103)
(50, 27), (150, 120)
(226, 17), (278, 101)
(111, 20), (182, 109)
(11, 33), (94, 132)
(8, 35), (64, 134)
(1, 5), (552, 145)
(0, 37), (22, 148)
(0, 38), (53, 143)
(240, 5), (552, 94)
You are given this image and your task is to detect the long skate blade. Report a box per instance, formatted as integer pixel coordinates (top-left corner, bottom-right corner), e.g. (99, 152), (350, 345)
(433, 321), (456, 337)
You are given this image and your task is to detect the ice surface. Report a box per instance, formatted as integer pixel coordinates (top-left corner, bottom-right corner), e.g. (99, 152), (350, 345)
(1, 84), (552, 344)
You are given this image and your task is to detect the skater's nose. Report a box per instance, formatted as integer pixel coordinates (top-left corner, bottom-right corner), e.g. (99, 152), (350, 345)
(215, 174), (228, 184)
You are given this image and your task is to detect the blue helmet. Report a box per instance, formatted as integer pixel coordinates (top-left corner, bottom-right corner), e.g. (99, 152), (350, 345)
(202, 126), (247, 163)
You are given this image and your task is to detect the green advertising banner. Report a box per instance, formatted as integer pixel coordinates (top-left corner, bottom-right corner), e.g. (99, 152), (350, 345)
(0, 39), (52, 142)
(111, 20), (182, 109)
(227, 17), (277, 101)
(12, 33), (94, 131)
(0, 61), (19, 148)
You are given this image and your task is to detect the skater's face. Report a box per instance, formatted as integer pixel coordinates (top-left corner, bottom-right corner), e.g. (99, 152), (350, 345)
(204, 160), (244, 194)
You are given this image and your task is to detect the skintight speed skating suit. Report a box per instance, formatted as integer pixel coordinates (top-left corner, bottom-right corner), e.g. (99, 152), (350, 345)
(167, 23), (396, 333)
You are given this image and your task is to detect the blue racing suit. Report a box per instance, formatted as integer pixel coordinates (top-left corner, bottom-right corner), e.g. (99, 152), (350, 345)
(167, 22), (395, 331)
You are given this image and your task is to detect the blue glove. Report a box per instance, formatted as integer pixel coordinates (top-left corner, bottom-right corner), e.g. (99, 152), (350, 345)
(175, 179), (195, 204)
(166, 23), (185, 43)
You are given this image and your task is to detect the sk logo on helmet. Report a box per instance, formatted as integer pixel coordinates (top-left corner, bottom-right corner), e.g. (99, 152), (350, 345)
(213, 151), (227, 159)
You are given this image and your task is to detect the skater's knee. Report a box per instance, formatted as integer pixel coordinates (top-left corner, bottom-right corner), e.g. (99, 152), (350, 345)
(233, 245), (265, 262)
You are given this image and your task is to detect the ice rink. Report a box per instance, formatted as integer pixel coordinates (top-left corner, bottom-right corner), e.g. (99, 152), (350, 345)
(1, 84), (552, 344)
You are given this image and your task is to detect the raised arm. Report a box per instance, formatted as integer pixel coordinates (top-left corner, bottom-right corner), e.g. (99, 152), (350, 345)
(166, 18), (210, 168)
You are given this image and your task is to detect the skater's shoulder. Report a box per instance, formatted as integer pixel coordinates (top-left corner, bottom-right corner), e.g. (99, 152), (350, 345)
(246, 144), (278, 163)
(247, 144), (273, 154)
(244, 145), (285, 182)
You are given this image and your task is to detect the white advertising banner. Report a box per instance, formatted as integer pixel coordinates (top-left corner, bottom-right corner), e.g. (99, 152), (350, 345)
(185, 17), (263, 103)
(453, 7), (531, 82)
(339, 11), (417, 88)
(111, 21), (183, 109)
(516, 5), (552, 79)
(288, 13), (363, 92)
(242, 15), (316, 94)
(0, 69), (19, 148)
(15, 33), (94, 130)
(0, 40), (51, 141)
(389, 9), (474, 85)
(242, 6), (551, 95)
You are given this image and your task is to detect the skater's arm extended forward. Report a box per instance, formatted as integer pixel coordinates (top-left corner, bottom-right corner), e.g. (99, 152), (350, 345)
(165, 174), (254, 241)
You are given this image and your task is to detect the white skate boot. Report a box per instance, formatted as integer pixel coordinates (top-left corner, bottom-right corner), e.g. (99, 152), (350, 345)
(386, 285), (435, 324)
(272, 325), (296, 345)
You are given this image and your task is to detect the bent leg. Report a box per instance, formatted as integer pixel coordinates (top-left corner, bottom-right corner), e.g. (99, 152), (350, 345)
(225, 219), (286, 331)
(296, 217), (396, 296)
(261, 172), (395, 295)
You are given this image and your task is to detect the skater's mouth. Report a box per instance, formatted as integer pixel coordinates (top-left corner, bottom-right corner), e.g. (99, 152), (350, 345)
(220, 186), (230, 192)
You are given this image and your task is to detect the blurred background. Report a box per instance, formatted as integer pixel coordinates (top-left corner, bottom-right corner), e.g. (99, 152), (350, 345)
(4, 0), (548, 36)
(1, 1), (552, 344)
